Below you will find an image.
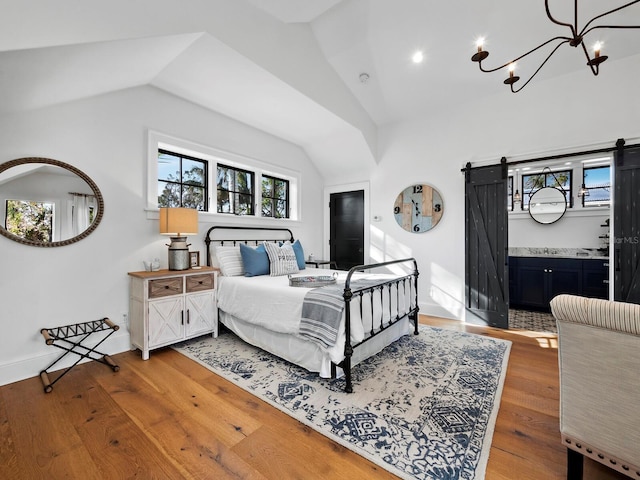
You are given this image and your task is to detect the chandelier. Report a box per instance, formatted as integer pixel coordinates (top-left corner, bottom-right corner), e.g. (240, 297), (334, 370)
(471, 0), (640, 93)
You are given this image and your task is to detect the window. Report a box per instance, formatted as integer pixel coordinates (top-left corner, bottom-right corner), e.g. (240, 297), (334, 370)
(582, 165), (611, 207)
(216, 164), (254, 215)
(262, 175), (289, 218)
(5, 199), (54, 242)
(150, 131), (300, 220)
(158, 150), (207, 210)
(521, 169), (572, 210)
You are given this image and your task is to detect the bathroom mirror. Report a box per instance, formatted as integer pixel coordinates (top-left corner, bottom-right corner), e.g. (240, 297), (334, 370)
(0, 157), (104, 247)
(529, 187), (567, 225)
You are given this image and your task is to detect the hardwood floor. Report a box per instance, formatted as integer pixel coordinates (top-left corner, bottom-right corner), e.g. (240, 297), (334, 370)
(0, 316), (628, 479)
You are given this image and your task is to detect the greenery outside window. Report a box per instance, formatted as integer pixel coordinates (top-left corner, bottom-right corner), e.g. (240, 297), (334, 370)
(151, 131), (300, 220)
(521, 169), (572, 210)
(582, 165), (611, 207)
(217, 164), (254, 215)
(5, 199), (54, 242)
(262, 175), (289, 218)
(158, 150), (207, 210)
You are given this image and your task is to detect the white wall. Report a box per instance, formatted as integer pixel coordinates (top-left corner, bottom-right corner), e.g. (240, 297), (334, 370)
(509, 211), (610, 249)
(369, 55), (640, 321)
(0, 85), (324, 386)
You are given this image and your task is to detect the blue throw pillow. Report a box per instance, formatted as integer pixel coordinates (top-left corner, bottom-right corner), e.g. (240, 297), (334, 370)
(280, 240), (306, 270)
(239, 243), (270, 277)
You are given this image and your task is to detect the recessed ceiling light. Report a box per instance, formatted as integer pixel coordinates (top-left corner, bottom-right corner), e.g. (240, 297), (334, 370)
(412, 51), (424, 64)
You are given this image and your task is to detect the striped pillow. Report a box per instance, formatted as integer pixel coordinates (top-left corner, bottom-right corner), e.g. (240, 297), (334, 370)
(264, 241), (299, 276)
(215, 246), (244, 276)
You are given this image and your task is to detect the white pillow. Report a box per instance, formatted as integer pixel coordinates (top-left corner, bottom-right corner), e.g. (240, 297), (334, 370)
(215, 246), (244, 276)
(263, 241), (299, 276)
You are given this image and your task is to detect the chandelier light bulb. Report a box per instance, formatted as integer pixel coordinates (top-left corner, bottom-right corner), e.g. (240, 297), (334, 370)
(412, 50), (424, 63)
(504, 62), (520, 85)
(476, 38), (485, 52)
(594, 41), (602, 57)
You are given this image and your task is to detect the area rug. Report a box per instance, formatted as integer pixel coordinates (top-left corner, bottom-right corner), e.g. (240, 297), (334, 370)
(174, 325), (511, 480)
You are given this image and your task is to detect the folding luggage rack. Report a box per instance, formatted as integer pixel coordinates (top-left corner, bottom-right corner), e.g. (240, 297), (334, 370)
(39, 317), (120, 393)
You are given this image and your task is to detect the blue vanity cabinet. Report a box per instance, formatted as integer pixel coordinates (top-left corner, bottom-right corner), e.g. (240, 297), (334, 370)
(582, 259), (609, 299)
(511, 257), (583, 310)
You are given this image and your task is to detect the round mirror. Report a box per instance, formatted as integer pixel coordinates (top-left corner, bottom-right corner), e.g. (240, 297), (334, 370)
(529, 187), (566, 224)
(0, 157), (104, 247)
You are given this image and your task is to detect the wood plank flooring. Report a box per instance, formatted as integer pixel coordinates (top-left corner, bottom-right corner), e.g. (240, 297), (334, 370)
(0, 316), (628, 479)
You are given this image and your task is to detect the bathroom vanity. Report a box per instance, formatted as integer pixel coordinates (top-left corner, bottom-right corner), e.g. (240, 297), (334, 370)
(509, 248), (609, 311)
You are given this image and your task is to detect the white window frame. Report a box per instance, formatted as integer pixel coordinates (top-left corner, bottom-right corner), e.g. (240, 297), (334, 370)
(147, 130), (300, 222)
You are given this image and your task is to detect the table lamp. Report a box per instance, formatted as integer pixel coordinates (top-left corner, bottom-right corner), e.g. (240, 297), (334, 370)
(159, 207), (198, 270)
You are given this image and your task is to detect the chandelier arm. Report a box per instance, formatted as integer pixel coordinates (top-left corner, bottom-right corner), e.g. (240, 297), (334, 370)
(478, 36), (571, 73)
(545, 0), (576, 35)
(509, 40), (570, 93)
(579, 0), (640, 36)
(581, 24), (640, 39)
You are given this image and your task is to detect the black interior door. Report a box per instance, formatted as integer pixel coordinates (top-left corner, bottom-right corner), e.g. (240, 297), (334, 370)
(613, 141), (640, 303)
(465, 160), (509, 328)
(330, 190), (364, 270)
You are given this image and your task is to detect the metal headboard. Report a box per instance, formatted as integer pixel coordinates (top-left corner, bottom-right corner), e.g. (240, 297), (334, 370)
(204, 225), (295, 267)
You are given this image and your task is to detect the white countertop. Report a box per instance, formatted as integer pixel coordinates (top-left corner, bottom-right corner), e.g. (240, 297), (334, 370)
(509, 247), (609, 260)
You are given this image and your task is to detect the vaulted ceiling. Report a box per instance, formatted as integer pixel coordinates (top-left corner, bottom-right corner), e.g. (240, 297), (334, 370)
(1, 0), (639, 179)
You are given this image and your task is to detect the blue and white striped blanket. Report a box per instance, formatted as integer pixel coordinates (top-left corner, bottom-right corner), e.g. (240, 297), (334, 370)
(299, 279), (382, 348)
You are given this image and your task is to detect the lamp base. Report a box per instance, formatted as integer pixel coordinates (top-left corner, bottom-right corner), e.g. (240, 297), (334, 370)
(167, 236), (190, 271)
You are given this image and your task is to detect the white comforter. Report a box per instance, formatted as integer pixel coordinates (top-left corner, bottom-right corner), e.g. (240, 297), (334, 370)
(216, 269), (413, 348)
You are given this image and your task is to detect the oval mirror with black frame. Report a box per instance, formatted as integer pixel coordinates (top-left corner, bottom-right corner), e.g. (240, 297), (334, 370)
(0, 157), (104, 247)
(528, 186), (567, 225)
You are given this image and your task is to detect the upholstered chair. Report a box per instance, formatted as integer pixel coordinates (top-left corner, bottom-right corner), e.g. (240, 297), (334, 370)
(550, 294), (640, 480)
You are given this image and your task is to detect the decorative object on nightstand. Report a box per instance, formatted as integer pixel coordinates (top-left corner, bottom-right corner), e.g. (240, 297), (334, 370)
(128, 267), (218, 360)
(159, 207), (198, 270)
(189, 251), (200, 268)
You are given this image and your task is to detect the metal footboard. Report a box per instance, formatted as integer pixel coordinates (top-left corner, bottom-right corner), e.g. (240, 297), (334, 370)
(338, 258), (419, 393)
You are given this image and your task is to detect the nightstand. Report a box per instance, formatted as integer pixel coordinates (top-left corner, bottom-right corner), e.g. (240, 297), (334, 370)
(305, 259), (338, 269)
(128, 267), (218, 360)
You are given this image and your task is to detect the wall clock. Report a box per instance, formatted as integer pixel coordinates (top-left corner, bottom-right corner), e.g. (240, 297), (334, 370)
(393, 184), (444, 233)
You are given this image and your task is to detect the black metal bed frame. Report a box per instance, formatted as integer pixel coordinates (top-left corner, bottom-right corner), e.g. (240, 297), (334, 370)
(204, 225), (419, 393)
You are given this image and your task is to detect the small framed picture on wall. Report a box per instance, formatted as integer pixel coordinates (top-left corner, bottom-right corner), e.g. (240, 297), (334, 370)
(189, 251), (200, 268)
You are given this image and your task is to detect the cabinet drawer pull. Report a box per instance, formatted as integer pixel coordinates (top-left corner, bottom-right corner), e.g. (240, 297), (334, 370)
(603, 262), (609, 267)
(603, 279), (610, 284)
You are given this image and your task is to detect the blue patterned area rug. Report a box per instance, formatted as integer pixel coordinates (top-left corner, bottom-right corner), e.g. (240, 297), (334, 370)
(174, 325), (511, 480)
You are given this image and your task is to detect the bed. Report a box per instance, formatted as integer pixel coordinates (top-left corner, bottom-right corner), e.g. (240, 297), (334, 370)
(205, 226), (419, 393)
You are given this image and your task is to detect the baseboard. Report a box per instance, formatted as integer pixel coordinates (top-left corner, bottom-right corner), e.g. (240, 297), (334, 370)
(418, 301), (461, 322)
(0, 331), (133, 387)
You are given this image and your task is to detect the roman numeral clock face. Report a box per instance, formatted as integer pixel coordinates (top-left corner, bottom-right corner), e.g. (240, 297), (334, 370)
(393, 184), (444, 233)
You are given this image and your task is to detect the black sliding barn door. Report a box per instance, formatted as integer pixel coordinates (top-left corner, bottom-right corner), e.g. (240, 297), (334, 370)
(465, 160), (509, 328)
(613, 140), (640, 304)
